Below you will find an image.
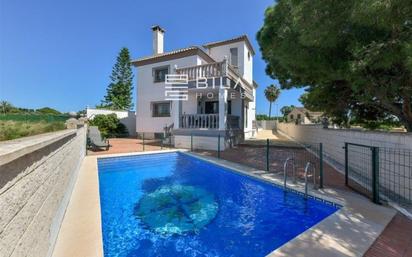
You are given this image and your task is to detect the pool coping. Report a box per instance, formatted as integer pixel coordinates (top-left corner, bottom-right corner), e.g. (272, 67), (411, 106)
(52, 149), (396, 257)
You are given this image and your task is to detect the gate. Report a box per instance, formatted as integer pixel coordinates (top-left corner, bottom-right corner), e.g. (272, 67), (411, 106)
(344, 143), (380, 204)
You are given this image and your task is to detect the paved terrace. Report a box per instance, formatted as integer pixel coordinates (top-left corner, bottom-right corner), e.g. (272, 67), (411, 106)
(85, 131), (412, 257)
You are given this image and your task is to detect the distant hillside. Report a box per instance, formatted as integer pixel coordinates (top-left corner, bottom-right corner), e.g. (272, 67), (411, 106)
(0, 100), (63, 115)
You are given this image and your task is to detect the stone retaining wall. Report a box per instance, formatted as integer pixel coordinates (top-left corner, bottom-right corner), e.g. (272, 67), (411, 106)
(0, 127), (86, 257)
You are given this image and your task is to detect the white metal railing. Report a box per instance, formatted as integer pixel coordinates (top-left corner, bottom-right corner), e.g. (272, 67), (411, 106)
(283, 157), (296, 189)
(176, 61), (226, 81)
(181, 114), (219, 129)
(175, 60), (254, 100)
(304, 162), (316, 199)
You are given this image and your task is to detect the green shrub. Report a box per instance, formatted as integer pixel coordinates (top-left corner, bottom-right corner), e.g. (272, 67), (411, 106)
(256, 114), (283, 121)
(89, 114), (128, 138)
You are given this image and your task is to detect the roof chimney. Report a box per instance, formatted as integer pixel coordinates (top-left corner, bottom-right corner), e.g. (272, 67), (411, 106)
(152, 25), (165, 55)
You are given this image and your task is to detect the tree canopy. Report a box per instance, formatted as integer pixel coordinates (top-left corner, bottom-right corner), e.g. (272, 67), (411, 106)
(100, 47), (134, 110)
(280, 105), (295, 117)
(36, 107), (61, 115)
(257, 0), (412, 130)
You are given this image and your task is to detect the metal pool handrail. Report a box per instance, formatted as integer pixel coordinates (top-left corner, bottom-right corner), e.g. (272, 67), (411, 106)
(304, 162), (316, 199)
(283, 157), (296, 190)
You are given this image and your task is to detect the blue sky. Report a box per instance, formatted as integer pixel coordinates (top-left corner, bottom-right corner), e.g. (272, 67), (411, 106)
(0, 0), (304, 115)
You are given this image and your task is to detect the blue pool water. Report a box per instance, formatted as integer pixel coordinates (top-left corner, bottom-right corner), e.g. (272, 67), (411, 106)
(98, 152), (338, 257)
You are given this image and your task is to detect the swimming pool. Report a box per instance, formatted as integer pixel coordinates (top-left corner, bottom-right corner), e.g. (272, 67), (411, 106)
(98, 152), (339, 257)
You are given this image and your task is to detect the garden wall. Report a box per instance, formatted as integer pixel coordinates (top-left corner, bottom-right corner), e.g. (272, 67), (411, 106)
(277, 123), (412, 206)
(86, 107), (136, 136)
(0, 127), (86, 257)
(256, 120), (277, 130)
(277, 123), (412, 170)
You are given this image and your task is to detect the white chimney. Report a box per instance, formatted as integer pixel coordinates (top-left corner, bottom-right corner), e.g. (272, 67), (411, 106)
(152, 25), (165, 55)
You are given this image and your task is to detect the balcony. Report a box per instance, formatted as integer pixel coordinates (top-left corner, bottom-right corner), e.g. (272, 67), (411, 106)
(175, 60), (254, 100)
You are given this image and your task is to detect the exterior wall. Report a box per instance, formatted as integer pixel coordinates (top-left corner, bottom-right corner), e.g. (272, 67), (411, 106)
(181, 92), (199, 114)
(136, 55), (199, 133)
(207, 41), (253, 84)
(277, 123), (412, 170)
(174, 135), (227, 151)
(0, 128), (86, 257)
(242, 43), (253, 84)
(86, 108), (136, 136)
(206, 40), (255, 138)
(277, 123), (412, 204)
(257, 120), (277, 130)
(244, 88), (257, 139)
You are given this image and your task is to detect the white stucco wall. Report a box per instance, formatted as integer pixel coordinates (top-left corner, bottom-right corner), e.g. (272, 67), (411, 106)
(86, 108), (136, 136)
(136, 55), (199, 133)
(207, 41), (253, 84)
(244, 88), (257, 138)
(135, 39), (256, 139)
(207, 40), (255, 138)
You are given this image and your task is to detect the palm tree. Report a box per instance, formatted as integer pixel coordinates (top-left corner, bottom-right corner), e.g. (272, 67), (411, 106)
(264, 85), (280, 119)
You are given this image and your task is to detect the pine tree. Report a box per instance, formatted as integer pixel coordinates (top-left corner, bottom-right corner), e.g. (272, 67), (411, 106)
(100, 48), (134, 110)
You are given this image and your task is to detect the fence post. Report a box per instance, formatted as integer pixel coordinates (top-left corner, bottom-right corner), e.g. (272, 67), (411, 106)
(266, 139), (270, 172)
(191, 133), (193, 152)
(319, 143), (324, 188)
(372, 146), (380, 204)
(142, 133), (145, 152)
(344, 142), (348, 186)
(217, 135), (221, 159)
(160, 134), (163, 150)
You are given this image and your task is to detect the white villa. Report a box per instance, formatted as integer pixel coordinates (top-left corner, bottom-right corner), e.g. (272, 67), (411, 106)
(131, 26), (258, 150)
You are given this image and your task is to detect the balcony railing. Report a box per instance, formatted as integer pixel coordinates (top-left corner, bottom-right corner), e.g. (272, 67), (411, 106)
(175, 60), (254, 99)
(181, 114), (219, 129)
(180, 114), (241, 130)
(176, 61), (225, 81)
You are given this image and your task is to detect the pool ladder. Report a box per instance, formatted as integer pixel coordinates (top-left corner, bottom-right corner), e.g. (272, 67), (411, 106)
(283, 158), (317, 199)
(304, 162), (317, 199)
(283, 157), (296, 190)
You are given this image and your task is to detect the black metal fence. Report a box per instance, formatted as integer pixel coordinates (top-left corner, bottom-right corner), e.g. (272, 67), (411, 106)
(134, 133), (326, 189)
(345, 142), (412, 207)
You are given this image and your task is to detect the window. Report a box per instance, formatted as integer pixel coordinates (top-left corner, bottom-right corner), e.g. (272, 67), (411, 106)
(244, 104), (248, 127)
(153, 66), (169, 83)
(230, 48), (238, 68)
(205, 101), (219, 114)
(290, 114), (294, 120)
(247, 51), (251, 61)
(297, 114), (301, 119)
(152, 102), (170, 117)
(227, 100), (232, 115)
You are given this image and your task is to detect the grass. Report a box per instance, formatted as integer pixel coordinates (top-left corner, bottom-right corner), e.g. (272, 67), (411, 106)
(0, 113), (69, 122)
(0, 120), (66, 141)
